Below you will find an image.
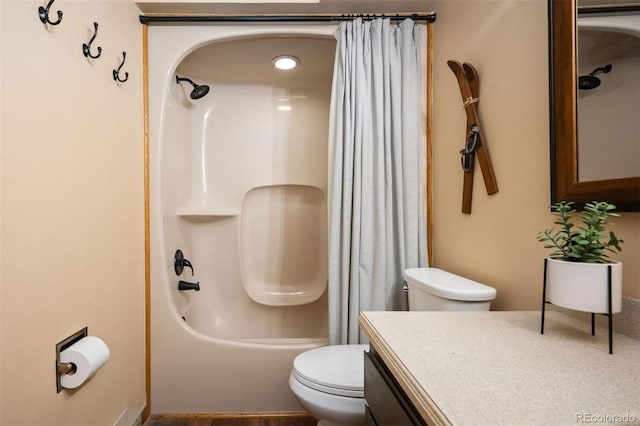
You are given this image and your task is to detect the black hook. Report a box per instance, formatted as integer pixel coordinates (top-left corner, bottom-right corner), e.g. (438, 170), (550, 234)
(38, 0), (63, 26)
(82, 22), (102, 59)
(113, 52), (129, 83)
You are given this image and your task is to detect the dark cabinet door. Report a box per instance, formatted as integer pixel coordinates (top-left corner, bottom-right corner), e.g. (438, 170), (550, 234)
(364, 347), (426, 426)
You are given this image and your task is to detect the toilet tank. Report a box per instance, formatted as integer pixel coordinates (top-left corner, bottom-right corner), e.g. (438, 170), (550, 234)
(404, 268), (497, 311)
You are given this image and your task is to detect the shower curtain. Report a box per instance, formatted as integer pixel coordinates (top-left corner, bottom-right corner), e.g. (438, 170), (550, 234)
(328, 18), (428, 345)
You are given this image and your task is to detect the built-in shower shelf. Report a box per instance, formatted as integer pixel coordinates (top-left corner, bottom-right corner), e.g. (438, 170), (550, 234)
(176, 207), (240, 218)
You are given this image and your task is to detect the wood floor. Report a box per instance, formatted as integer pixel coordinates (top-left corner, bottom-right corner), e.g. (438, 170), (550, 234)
(148, 413), (317, 426)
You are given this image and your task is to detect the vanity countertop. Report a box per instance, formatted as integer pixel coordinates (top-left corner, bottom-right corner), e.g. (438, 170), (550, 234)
(359, 310), (640, 426)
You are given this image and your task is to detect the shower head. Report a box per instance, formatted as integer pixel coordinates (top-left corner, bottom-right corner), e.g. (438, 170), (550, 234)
(578, 64), (612, 90)
(175, 75), (210, 99)
(190, 84), (210, 100)
(579, 75), (601, 90)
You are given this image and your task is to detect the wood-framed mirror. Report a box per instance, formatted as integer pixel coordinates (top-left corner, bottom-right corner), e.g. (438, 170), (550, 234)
(549, 0), (640, 211)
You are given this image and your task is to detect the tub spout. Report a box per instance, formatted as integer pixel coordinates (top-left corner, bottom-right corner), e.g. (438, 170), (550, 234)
(178, 280), (200, 291)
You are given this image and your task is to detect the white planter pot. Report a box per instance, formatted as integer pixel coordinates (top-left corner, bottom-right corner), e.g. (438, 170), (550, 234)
(546, 257), (622, 314)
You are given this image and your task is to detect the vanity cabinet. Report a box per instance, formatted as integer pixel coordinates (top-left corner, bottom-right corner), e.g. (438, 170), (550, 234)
(364, 346), (425, 426)
(360, 311), (640, 425)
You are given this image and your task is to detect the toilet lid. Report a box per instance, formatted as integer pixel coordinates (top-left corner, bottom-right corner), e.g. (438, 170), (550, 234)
(405, 268), (497, 302)
(292, 344), (368, 398)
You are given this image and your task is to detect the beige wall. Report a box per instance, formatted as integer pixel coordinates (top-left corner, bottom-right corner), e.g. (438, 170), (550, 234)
(0, 1), (145, 424)
(430, 0), (640, 310)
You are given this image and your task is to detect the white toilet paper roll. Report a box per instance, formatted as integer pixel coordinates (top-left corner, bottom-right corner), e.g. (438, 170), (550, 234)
(59, 336), (110, 389)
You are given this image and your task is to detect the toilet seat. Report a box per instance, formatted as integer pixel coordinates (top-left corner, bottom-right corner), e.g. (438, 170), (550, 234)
(292, 344), (368, 398)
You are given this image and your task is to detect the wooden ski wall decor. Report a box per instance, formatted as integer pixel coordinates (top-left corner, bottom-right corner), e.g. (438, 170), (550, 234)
(447, 60), (498, 214)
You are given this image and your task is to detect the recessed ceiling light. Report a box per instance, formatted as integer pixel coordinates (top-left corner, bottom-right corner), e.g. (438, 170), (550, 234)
(272, 55), (300, 70)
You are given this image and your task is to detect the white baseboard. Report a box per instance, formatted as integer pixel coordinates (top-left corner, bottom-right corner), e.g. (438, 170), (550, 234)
(115, 407), (144, 426)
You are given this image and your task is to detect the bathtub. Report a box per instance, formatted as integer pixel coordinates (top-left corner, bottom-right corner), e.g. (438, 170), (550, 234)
(147, 23), (336, 413)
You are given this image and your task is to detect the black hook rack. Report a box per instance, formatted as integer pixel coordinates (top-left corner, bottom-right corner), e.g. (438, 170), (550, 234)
(38, 0), (63, 26)
(113, 52), (129, 83)
(82, 22), (102, 59)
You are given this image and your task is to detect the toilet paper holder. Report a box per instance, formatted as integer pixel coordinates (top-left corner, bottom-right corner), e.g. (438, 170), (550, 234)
(55, 327), (87, 393)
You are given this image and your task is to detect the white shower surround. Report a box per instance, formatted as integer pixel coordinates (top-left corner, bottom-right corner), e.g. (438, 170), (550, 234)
(148, 24), (336, 413)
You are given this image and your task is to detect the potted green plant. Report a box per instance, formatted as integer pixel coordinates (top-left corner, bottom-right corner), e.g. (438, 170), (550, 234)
(537, 201), (623, 314)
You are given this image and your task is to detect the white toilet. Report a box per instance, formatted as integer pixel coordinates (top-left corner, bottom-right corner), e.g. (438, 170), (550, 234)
(289, 344), (368, 426)
(289, 267), (497, 426)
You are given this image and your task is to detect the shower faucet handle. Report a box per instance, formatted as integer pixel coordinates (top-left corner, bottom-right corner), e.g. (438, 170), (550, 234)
(174, 249), (194, 276)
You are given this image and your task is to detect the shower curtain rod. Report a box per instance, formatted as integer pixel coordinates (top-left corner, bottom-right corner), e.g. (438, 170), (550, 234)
(139, 13), (436, 24)
(578, 4), (640, 14)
